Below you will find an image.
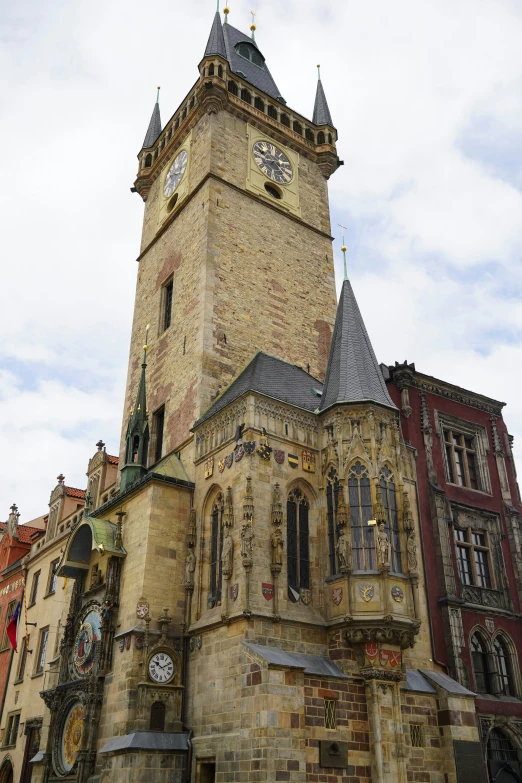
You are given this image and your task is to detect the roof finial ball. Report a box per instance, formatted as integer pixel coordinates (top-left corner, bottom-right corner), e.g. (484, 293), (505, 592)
(338, 223), (349, 282)
(317, 64), (321, 80)
(250, 10), (256, 39)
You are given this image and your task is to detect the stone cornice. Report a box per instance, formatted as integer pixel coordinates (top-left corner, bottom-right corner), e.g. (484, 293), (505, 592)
(410, 373), (505, 416)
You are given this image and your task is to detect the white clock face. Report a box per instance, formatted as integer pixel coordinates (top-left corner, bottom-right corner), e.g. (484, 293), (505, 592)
(164, 150), (188, 198)
(148, 652), (175, 683)
(252, 141), (293, 184)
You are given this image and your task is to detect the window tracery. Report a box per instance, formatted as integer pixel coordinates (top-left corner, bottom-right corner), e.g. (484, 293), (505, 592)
(287, 488), (310, 593)
(380, 466), (402, 573)
(348, 462), (375, 571)
(209, 494), (224, 608)
(326, 467), (339, 575)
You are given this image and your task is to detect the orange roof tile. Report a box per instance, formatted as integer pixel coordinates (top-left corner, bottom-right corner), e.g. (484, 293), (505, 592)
(0, 522), (44, 544)
(65, 487), (86, 500)
(107, 454), (119, 465)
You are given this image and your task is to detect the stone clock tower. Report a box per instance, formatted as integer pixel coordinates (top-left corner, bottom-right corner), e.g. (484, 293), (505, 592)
(122, 7), (341, 462)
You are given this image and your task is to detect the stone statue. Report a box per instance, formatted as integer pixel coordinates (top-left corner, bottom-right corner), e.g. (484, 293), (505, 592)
(221, 530), (234, 577)
(185, 548), (196, 585)
(271, 527), (284, 567)
(376, 522), (390, 569)
(90, 565), (102, 590)
(336, 529), (352, 570)
(60, 614), (74, 652)
(407, 533), (418, 572)
(241, 523), (254, 560)
(101, 599), (113, 626)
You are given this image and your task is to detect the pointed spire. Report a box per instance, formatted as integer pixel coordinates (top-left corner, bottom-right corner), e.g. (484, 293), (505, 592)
(204, 7), (227, 58)
(339, 223), (349, 281)
(319, 277), (396, 412)
(313, 65), (334, 127)
(121, 326), (151, 493)
(142, 88), (162, 150)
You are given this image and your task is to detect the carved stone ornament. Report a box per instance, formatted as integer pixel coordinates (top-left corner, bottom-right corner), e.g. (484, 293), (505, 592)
(336, 529), (352, 570)
(359, 584), (375, 602)
(402, 491), (414, 534)
(360, 667), (404, 682)
(345, 619), (421, 649)
(184, 549), (196, 587)
(407, 532), (418, 573)
(271, 527), (284, 568)
(332, 587), (343, 606)
(221, 530), (234, 579)
(243, 476), (254, 521)
(241, 523), (254, 562)
(271, 483), (283, 526)
(222, 486), (234, 528)
(376, 521), (390, 570)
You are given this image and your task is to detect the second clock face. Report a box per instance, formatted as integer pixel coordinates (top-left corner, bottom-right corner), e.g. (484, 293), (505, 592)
(164, 150), (188, 198)
(252, 141), (293, 184)
(73, 608), (102, 676)
(149, 651), (175, 683)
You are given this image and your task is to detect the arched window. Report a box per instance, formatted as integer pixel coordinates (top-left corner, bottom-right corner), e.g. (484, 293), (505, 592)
(348, 462), (375, 570)
(235, 42), (265, 68)
(267, 105), (278, 120)
(182, 107), (187, 120)
(471, 633), (491, 693)
(228, 80), (238, 96)
(328, 133), (333, 144)
(240, 88), (252, 104)
(190, 96), (195, 109)
(305, 128), (315, 142)
(317, 131), (325, 144)
(487, 728), (520, 776)
(209, 495), (224, 607)
(293, 120), (302, 135)
(218, 65), (223, 78)
(144, 154), (152, 167)
(280, 113), (290, 127)
(254, 97), (265, 112)
(208, 64), (215, 76)
(287, 489), (310, 596)
(175, 118), (180, 130)
(150, 701), (166, 731)
(326, 467), (339, 575)
(494, 636), (514, 696)
(380, 467), (402, 573)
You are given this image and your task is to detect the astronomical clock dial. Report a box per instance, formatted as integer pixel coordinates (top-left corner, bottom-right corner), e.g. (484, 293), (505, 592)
(163, 150), (188, 198)
(60, 702), (85, 774)
(252, 141), (293, 184)
(148, 651), (175, 684)
(73, 608), (102, 676)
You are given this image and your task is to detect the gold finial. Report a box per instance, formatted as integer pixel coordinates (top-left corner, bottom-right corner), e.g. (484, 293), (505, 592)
(223, 6), (230, 15)
(250, 9), (256, 35)
(341, 245), (347, 253)
(144, 323), (150, 353)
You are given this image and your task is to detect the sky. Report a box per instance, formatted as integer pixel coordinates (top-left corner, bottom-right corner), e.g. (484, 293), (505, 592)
(1, 0), (522, 522)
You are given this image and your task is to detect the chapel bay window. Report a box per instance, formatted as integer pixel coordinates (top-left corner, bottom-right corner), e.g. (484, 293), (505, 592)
(209, 496), (224, 608)
(287, 489), (310, 594)
(380, 466), (402, 573)
(348, 463), (375, 571)
(444, 429), (479, 489)
(471, 633), (490, 694)
(454, 528), (492, 589)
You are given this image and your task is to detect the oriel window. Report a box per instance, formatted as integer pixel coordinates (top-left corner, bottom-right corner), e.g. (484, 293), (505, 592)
(348, 462), (375, 570)
(380, 467), (402, 573)
(162, 278), (174, 332)
(444, 430), (479, 489)
(209, 496), (224, 608)
(287, 489), (310, 593)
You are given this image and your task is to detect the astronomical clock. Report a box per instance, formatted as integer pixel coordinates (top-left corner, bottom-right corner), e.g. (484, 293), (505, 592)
(246, 125), (301, 216)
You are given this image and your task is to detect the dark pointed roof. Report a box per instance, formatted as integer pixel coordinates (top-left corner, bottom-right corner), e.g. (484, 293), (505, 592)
(194, 352), (323, 427)
(204, 11), (227, 59)
(127, 355), (149, 438)
(142, 100), (162, 149)
(313, 78), (333, 127)
(222, 23), (281, 100)
(319, 280), (396, 411)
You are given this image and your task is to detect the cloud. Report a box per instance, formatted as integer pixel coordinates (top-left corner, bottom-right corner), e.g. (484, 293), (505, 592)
(1, 0), (522, 519)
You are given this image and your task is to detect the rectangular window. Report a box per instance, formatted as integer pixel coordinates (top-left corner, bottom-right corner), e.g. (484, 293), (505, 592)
(444, 430), (479, 489)
(324, 699), (336, 730)
(152, 406), (165, 464)
(29, 570), (40, 605)
(47, 559), (59, 594)
(162, 278), (174, 332)
(4, 712), (20, 747)
(35, 627), (49, 674)
(410, 724), (423, 748)
(454, 527), (493, 589)
(15, 635), (29, 681)
(0, 601), (17, 650)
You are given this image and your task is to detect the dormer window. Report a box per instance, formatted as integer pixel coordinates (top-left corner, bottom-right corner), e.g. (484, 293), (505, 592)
(235, 42), (265, 69)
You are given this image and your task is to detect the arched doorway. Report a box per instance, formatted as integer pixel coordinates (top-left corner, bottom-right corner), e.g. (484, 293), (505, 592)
(487, 728), (522, 782)
(0, 757), (14, 783)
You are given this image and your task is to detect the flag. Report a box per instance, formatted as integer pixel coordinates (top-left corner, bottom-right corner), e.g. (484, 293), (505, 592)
(7, 602), (21, 652)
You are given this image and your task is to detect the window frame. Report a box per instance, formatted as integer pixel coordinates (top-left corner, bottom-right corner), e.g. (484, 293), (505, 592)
(348, 462), (375, 572)
(29, 570), (41, 606)
(471, 632), (491, 694)
(35, 626), (49, 675)
(493, 635), (515, 697)
(151, 405), (166, 465)
(454, 526), (494, 589)
(209, 495), (224, 608)
(161, 276), (174, 333)
(326, 468), (339, 576)
(444, 429), (479, 489)
(3, 711), (21, 748)
(47, 559), (60, 595)
(286, 489), (310, 593)
(380, 466), (403, 574)
(435, 411), (491, 494)
(0, 600), (17, 650)
(324, 699), (336, 730)
(15, 635), (30, 683)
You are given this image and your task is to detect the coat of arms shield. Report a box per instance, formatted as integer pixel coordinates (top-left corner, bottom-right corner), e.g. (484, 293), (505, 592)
(243, 441), (256, 455)
(230, 583), (239, 601)
(225, 453), (234, 469)
(274, 449), (285, 464)
(262, 583), (274, 601)
(218, 459), (226, 473)
(332, 587), (343, 606)
(234, 446), (244, 462)
(359, 584), (375, 602)
(300, 588), (312, 606)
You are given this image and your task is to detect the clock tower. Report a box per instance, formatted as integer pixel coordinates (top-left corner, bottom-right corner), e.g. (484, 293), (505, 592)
(123, 7), (341, 465)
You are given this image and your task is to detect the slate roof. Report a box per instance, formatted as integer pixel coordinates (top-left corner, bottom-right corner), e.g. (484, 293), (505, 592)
(204, 11), (227, 59)
(420, 669), (476, 696)
(313, 78), (334, 127)
(319, 280), (396, 411)
(142, 101), (162, 149)
(100, 731), (189, 754)
(194, 352), (323, 427)
(403, 670), (437, 694)
(244, 643), (348, 679)
(222, 23), (281, 100)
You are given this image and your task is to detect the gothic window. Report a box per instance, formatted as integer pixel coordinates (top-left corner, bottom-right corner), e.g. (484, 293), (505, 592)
(444, 429), (479, 489)
(152, 406), (165, 464)
(326, 467), (339, 575)
(280, 113), (290, 127)
(471, 632), (491, 694)
(380, 467), (402, 573)
(487, 728), (520, 771)
(218, 65), (223, 78)
(162, 277), (174, 332)
(240, 88), (252, 104)
(454, 527), (492, 589)
(182, 107), (187, 120)
(254, 97), (265, 112)
(493, 636), (514, 696)
(317, 131), (325, 144)
(208, 64), (215, 76)
(144, 153), (152, 167)
(328, 133), (333, 144)
(348, 462), (375, 571)
(190, 96), (195, 109)
(267, 105), (278, 120)
(209, 495), (224, 607)
(228, 80), (238, 96)
(293, 120), (302, 135)
(150, 701), (166, 731)
(235, 42), (265, 68)
(287, 489), (310, 593)
(305, 128), (315, 142)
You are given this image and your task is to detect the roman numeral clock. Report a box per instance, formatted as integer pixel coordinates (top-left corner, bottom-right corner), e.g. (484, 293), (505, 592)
(246, 126), (300, 215)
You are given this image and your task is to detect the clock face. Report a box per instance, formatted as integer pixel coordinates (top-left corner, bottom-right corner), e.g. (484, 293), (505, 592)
(252, 141), (293, 184)
(148, 651), (175, 683)
(61, 702), (84, 773)
(73, 608), (101, 676)
(164, 150), (188, 198)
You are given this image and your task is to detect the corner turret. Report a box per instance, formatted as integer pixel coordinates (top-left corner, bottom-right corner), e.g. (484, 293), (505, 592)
(120, 328), (150, 493)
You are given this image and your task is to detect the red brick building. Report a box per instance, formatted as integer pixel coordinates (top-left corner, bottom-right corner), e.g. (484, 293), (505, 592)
(387, 361), (522, 780)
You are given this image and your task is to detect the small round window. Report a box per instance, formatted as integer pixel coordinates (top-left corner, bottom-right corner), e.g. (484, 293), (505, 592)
(264, 183), (282, 200)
